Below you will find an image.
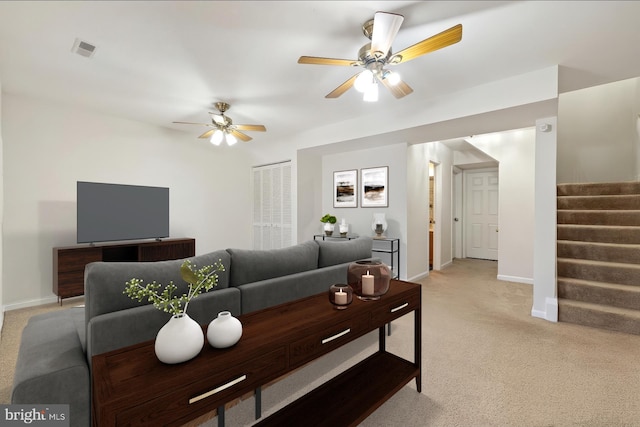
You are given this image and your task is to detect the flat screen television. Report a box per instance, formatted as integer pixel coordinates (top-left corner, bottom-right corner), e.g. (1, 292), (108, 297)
(77, 181), (170, 244)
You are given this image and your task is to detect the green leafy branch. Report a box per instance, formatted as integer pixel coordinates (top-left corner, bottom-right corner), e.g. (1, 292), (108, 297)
(320, 214), (337, 224)
(123, 259), (225, 316)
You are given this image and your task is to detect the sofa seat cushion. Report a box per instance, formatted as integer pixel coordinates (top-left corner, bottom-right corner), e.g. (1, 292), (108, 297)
(317, 236), (373, 268)
(12, 309), (90, 427)
(228, 240), (319, 286)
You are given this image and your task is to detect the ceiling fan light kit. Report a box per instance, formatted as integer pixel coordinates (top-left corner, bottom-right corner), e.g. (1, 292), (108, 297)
(173, 102), (266, 147)
(298, 11), (462, 101)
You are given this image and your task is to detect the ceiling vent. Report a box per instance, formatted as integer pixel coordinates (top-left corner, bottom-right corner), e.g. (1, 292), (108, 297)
(72, 38), (96, 58)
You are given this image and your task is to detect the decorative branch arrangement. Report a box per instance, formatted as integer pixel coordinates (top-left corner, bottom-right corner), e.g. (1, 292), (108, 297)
(124, 259), (225, 317)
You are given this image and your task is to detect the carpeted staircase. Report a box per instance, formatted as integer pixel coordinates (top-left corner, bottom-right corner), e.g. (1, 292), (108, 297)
(557, 181), (640, 335)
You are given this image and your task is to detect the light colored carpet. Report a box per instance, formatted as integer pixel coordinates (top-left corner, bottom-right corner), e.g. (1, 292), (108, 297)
(2, 259), (640, 426)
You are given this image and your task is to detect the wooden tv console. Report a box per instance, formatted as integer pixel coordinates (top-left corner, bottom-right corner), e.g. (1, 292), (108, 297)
(91, 279), (421, 427)
(53, 238), (195, 302)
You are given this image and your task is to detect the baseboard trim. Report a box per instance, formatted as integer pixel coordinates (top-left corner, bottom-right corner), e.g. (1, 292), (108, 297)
(497, 274), (533, 285)
(531, 297), (558, 322)
(3, 295), (59, 312)
(440, 260), (453, 269)
(408, 271), (429, 282)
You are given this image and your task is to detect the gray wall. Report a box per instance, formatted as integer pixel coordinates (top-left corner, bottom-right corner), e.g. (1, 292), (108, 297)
(320, 144), (408, 279)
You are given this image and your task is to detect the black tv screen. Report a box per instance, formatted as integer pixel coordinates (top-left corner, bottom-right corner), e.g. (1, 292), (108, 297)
(77, 181), (170, 244)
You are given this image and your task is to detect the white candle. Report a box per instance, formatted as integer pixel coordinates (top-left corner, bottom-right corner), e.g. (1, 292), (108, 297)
(362, 271), (375, 295)
(335, 289), (347, 305)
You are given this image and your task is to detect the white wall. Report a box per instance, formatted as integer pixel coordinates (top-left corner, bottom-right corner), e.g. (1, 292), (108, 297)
(466, 128), (536, 283)
(406, 144), (431, 281)
(2, 93), (254, 309)
(533, 117), (558, 321)
(321, 144), (408, 279)
(557, 77), (640, 183)
(0, 82), (4, 332)
(405, 142), (456, 280)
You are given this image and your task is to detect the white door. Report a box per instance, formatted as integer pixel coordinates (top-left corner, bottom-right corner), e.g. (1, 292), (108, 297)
(464, 168), (498, 260)
(252, 161), (292, 250)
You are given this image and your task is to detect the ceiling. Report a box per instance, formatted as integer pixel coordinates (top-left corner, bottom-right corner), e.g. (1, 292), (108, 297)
(1, 1), (640, 150)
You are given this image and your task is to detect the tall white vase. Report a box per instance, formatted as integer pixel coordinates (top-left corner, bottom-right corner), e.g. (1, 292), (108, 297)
(155, 313), (204, 364)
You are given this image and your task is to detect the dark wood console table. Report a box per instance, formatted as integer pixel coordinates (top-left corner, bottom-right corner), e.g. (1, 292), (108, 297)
(53, 238), (195, 302)
(91, 279), (421, 426)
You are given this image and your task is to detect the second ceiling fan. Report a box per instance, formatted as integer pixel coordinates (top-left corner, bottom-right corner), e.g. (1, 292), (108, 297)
(298, 11), (462, 101)
(173, 102), (266, 146)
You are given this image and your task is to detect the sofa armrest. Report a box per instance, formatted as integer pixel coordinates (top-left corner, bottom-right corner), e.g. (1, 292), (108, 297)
(12, 309), (90, 427)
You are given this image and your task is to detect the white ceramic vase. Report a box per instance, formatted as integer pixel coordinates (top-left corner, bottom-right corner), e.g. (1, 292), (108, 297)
(154, 313), (204, 364)
(207, 311), (243, 348)
(323, 222), (334, 236)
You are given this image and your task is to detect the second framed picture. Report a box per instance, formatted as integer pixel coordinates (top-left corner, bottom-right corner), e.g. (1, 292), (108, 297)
(333, 169), (358, 208)
(361, 166), (388, 207)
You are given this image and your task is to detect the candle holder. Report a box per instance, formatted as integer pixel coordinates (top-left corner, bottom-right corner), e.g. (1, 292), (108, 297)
(328, 284), (353, 309)
(347, 260), (391, 301)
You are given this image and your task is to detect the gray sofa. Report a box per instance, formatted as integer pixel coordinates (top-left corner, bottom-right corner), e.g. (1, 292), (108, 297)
(12, 237), (373, 427)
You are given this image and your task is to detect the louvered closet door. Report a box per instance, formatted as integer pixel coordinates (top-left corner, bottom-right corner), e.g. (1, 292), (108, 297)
(253, 162), (292, 250)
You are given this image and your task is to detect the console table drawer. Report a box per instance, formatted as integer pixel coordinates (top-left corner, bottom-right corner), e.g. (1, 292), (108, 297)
(371, 289), (421, 326)
(115, 347), (287, 426)
(289, 313), (370, 367)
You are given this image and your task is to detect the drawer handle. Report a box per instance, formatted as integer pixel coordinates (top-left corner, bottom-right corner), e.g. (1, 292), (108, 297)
(322, 328), (351, 344)
(188, 374), (247, 404)
(390, 302), (409, 313)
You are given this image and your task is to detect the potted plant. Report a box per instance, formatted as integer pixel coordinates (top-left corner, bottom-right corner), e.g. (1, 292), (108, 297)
(320, 213), (337, 236)
(123, 259), (225, 364)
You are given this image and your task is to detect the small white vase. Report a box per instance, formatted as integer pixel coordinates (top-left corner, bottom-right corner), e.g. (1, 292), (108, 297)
(323, 222), (334, 236)
(207, 311), (243, 349)
(155, 313), (204, 364)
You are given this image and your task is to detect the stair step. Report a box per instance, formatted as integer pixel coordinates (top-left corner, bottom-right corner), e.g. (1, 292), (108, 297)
(557, 277), (640, 310)
(558, 298), (640, 335)
(557, 258), (640, 286)
(557, 181), (640, 196)
(557, 210), (640, 226)
(557, 224), (640, 244)
(557, 194), (640, 210)
(557, 240), (640, 264)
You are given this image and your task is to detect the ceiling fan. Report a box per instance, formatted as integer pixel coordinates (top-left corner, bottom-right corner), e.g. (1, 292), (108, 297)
(298, 11), (462, 101)
(172, 102), (266, 146)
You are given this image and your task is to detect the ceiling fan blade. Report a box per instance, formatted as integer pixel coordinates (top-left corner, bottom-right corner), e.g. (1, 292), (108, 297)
(370, 12), (404, 58)
(173, 121), (212, 126)
(325, 73), (360, 99)
(230, 129), (252, 142)
(298, 56), (358, 67)
(198, 129), (215, 139)
(391, 24), (462, 64)
(235, 124), (267, 132)
(379, 75), (414, 99)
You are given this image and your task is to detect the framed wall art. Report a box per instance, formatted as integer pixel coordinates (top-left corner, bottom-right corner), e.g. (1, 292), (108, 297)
(361, 166), (388, 207)
(333, 169), (358, 208)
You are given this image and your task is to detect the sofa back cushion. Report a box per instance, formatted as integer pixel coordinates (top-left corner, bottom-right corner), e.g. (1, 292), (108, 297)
(317, 236), (373, 268)
(84, 250), (230, 324)
(227, 240), (319, 286)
